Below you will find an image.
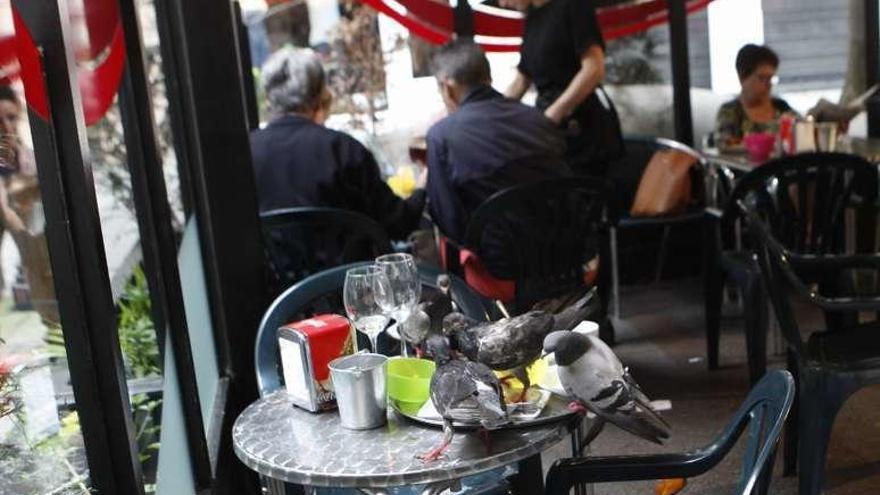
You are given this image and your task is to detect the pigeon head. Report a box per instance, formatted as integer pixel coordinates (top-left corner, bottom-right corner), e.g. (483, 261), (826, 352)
(424, 334), (453, 364)
(400, 309), (431, 345)
(543, 331), (591, 367)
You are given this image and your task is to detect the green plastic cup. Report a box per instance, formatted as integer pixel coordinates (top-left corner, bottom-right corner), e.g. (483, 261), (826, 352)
(386, 357), (435, 415)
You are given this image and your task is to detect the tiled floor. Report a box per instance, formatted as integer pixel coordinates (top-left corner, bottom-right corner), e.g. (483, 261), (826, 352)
(540, 279), (880, 495)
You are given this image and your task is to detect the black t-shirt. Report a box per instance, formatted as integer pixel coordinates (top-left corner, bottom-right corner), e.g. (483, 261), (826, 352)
(518, 0), (604, 109)
(517, 0), (623, 174)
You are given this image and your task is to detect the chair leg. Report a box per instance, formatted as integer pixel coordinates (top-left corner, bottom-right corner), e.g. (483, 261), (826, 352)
(743, 272), (768, 385)
(703, 222), (722, 371)
(599, 229), (616, 346)
(609, 226), (620, 319)
(797, 369), (859, 495)
(654, 225), (671, 283)
(783, 350), (798, 477)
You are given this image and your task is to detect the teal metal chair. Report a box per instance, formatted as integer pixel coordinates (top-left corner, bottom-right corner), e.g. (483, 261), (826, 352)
(545, 370), (795, 495)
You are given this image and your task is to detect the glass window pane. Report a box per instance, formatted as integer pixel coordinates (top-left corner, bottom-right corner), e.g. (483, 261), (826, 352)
(0, 81), (92, 493)
(606, 24), (676, 138)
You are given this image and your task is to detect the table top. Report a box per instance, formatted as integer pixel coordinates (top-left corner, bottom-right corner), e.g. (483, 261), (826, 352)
(233, 390), (579, 488)
(701, 137), (880, 173)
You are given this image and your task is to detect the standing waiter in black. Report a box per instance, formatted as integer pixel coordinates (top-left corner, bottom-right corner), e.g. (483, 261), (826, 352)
(500, 0), (624, 176)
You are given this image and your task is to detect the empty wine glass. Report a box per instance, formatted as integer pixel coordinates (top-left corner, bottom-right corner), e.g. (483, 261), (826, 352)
(375, 253), (421, 354)
(343, 265), (391, 354)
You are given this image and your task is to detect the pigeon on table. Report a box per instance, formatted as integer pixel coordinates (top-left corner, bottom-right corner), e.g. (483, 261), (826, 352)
(446, 311), (555, 402)
(542, 330), (670, 444)
(417, 334), (508, 462)
(398, 278), (456, 355)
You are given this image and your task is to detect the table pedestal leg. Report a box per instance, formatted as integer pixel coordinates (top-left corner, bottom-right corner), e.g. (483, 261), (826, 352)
(510, 454), (544, 494)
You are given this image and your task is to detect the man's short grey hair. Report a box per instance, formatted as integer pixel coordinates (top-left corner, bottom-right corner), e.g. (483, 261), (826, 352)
(431, 39), (491, 88)
(261, 46), (326, 114)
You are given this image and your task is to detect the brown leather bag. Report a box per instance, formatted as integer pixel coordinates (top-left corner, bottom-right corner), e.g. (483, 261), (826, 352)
(629, 149), (697, 217)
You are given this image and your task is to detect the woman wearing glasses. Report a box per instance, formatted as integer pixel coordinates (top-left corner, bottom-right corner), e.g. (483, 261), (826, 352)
(714, 44), (797, 150)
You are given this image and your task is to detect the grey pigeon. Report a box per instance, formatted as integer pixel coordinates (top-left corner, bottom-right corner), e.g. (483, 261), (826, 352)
(543, 330), (670, 444)
(399, 308), (430, 352)
(399, 280), (455, 353)
(417, 334), (507, 461)
(447, 311), (555, 402)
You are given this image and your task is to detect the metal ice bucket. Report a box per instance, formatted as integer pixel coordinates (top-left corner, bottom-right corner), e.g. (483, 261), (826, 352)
(328, 353), (388, 429)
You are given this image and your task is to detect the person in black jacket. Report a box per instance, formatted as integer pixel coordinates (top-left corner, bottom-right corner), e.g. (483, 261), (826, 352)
(250, 47), (426, 240)
(426, 40), (567, 244)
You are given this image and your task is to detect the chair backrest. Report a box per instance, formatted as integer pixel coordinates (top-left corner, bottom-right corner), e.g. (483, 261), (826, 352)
(544, 370), (794, 495)
(260, 207), (393, 292)
(463, 177), (609, 311)
(722, 152), (879, 255)
(254, 262), (490, 396)
(608, 135), (710, 215)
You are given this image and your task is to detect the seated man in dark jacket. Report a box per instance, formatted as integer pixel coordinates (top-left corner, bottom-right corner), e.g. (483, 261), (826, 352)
(426, 40), (567, 244)
(250, 47), (425, 240)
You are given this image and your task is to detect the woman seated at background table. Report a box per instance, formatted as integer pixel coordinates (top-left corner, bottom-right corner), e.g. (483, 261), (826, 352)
(714, 44), (797, 150)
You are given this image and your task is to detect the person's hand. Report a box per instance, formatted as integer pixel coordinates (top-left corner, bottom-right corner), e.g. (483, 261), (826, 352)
(544, 107), (565, 126)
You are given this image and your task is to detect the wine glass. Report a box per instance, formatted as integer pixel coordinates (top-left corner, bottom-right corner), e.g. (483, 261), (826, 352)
(375, 253), (421, 355)
(343, 265), (392, 354)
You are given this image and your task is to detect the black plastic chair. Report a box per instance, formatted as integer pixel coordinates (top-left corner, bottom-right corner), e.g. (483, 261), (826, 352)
(462, 177), (611, 338)
(260, 207), (393, 294)
(746, 205), (880, 495)
(607, 136), (711, 322)
(705, 153), (879, 384)
(544, 369), (794, 495)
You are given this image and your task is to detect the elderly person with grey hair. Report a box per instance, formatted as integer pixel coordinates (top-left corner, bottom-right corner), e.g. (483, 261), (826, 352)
(250, 47), (426, 240)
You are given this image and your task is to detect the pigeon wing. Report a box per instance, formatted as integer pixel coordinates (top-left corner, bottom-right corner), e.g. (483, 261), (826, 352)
(471, 311), (554, 370)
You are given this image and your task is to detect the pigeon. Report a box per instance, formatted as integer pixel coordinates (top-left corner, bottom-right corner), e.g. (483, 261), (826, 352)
(441, 311), (479, 337)
(446, 311), (555, 402)
(531, 286), (600, 332)
(398, 308), (431, 354)
(417, 334), (508, 461)
(398, 278), (455, 354)
(543, 330), (670, 444)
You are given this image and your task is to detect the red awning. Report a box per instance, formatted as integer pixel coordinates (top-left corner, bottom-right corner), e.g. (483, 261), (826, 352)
(358, 0), (714, 52)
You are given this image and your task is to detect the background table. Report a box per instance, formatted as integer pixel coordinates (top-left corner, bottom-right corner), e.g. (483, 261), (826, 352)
(233, 390), (584, 492)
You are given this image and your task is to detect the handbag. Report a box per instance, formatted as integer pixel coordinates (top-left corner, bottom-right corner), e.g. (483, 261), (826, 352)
(629, 149), (697, 217)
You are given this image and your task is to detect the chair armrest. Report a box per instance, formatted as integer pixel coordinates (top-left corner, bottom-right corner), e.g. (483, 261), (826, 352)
(789, 252), (880, 272)
(545, 452), (712, 494)
(768, 247), (880, 312)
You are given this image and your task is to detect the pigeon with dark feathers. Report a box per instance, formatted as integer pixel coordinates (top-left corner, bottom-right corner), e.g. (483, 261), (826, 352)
(447, 311), (554, 401)
(543, 330), (670, 444)
(417, 334), (507, 461)
(399, 279), (455, 353)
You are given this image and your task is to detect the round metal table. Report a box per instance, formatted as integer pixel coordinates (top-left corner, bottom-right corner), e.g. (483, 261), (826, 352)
(233, 390), (588, 493)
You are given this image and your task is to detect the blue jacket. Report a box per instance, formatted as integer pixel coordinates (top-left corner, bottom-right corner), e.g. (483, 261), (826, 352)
(250, 115), (425, 240)
(426, 85), (567, 242)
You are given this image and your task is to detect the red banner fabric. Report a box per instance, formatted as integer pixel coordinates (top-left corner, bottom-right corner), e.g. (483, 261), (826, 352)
(3, 0), (126, 126)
